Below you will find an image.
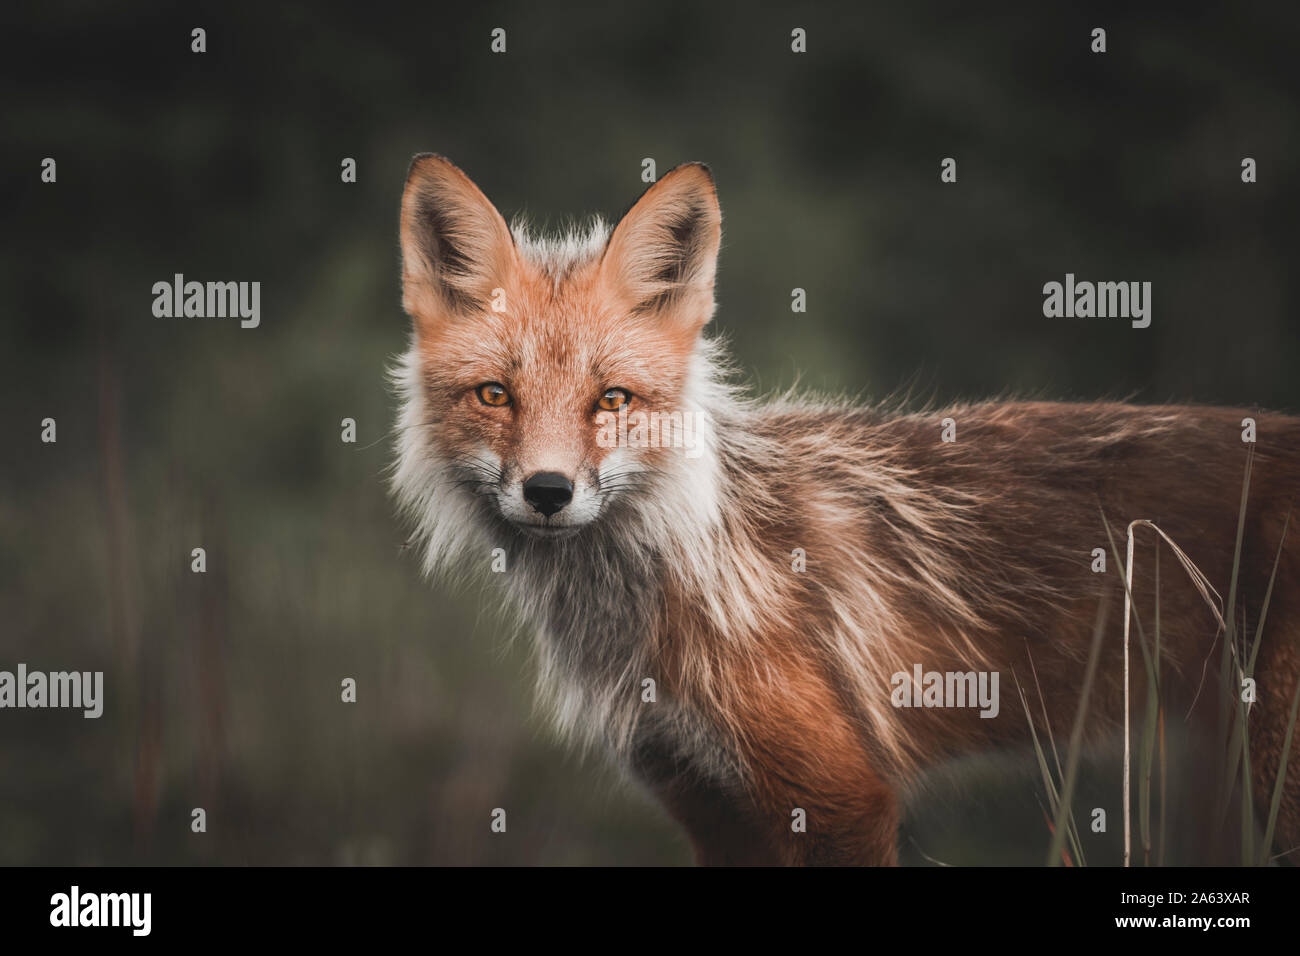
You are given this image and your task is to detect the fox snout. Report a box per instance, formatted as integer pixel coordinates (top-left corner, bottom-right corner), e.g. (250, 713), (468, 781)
(522, 471), (574, 517)
(489, 457), (605, 535)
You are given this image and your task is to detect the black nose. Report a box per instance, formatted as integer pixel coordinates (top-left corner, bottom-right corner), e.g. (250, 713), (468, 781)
(522, 472), (574, 517)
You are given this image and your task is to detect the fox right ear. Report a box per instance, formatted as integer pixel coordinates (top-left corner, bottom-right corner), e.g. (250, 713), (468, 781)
(399, 154), (517, 325)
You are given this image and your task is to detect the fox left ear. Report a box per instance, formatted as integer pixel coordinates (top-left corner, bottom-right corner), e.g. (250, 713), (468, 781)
(600, 163), (722, 333)
(399, 154), (518, 329)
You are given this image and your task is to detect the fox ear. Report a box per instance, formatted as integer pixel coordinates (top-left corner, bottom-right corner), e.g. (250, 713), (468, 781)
(400, 154), (517, 325)
(600, 163), (721, 332)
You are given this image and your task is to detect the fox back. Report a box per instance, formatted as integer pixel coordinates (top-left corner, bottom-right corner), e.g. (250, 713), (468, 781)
(391, 155), (1300, 865)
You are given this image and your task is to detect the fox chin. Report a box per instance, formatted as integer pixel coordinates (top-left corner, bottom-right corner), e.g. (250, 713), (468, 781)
(389, 153), (1300, 866)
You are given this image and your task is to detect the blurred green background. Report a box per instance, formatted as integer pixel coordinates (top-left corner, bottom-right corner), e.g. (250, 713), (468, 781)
(1, 1), (1296, 864)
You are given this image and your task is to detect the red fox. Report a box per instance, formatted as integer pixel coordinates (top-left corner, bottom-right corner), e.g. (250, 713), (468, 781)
(391, 154), (1300, 865)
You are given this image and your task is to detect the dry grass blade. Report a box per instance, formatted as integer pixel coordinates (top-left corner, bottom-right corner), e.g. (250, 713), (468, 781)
(1027, 645), (1087, 865)
(1102, 508), (1229, 865)
(1045, 599), (1108, 867)
(1261, 677), (1300, 865)
(1014, 669), (1071, 865)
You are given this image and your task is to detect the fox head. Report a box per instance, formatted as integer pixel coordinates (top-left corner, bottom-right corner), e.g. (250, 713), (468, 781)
(392, 155), (727, 566)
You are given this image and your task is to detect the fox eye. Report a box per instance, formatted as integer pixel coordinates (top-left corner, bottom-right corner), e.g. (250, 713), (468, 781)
(476, 382), (511, 407)
(597, 388), (631, 412)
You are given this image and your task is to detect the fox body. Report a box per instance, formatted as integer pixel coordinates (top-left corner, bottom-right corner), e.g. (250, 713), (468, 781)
(391, 155), (1300, 865)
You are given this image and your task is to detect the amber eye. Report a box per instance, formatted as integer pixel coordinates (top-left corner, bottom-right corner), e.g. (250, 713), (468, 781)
(476, 382), (511, 407)
(597, 388), (631, 412)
